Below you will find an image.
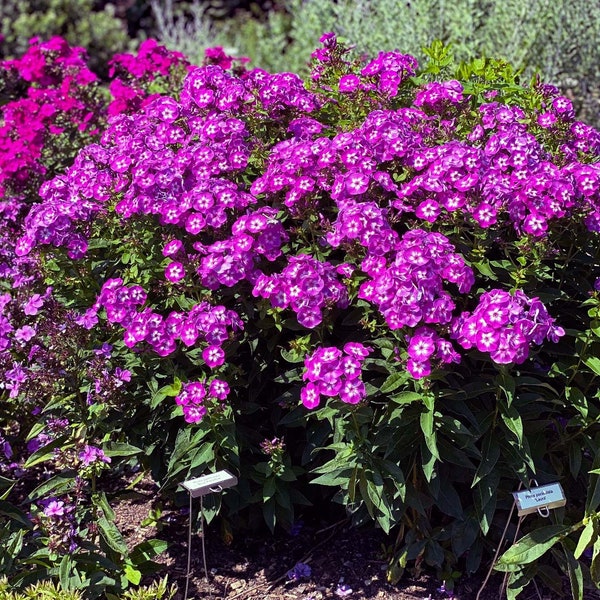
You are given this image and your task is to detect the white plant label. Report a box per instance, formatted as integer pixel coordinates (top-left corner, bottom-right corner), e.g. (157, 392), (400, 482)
(512, 482), (566, 516)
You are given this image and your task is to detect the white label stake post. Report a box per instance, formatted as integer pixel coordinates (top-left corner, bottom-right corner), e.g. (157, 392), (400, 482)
(180, 470), (238, 600)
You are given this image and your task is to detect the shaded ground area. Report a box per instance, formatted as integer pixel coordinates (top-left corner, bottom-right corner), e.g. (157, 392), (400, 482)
(111, 474), (576, 600)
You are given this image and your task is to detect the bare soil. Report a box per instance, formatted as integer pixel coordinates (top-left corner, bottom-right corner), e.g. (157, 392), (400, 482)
(111, 474), (583, 600)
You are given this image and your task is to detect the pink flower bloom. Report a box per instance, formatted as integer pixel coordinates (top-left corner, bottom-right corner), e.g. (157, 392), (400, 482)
(44, 499), (65, 517)
(209, 379), (230, 400)
(23, 293), (43, 315)
(14, 325), (36, 342)
(203, 345), (225, 368)
(301, 382), (320, 409)
(339, 74), (360, 93)
(165, 261), (186, 283)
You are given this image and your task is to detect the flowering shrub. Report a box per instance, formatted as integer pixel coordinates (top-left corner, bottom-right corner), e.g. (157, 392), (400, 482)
(3, 33), (600, 599)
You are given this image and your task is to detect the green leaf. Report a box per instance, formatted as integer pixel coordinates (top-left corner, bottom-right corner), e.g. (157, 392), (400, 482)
(566, 387), (588, 419)
(563, 544), (584, 600)
(584, 357), (600, 377)
(103, 442), (142, 458)
(506, 567), (535, 600)
(420, 398), (439, 460)
(475, 472), (500, 535)
(472, 433), (500, 487)
(263, 478), (276, 501)
(586, 453), (600, 516)
(591, 535), (600, 584)
(311, 469), (353, 487)
(130, 539), (168, 565)
(23, 436), (70, 468)
(473, 259), (498, 280)
(98, 516), (128, 556)
(451, 517), (479, 558)
(59, 554), (72, 591)
(0, 501), (32, 528)
(124, 563), (142, 585)
(495, 525), (572, 571)
(420, 442), (436, 482)
(390, 391), (422, 404)
(500, 404), (523, 446)
(29, 472), (76, 501)
(92, 492), (115, 520)
(190, 442), (215, 470)
(574, 519), (595, 559)
(380, 372), (409, 394)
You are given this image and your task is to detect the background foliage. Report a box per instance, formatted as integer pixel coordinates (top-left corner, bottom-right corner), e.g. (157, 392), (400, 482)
(150, 0), (600, 127)
(1, 3), (600, 599)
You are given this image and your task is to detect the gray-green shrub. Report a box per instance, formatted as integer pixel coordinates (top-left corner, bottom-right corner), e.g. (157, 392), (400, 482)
(150, 0), (600, 125)
(0, 0), (133, 76)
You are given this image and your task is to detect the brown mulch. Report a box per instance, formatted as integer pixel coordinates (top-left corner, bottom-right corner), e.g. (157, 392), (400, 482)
(110, 473), (592, 600)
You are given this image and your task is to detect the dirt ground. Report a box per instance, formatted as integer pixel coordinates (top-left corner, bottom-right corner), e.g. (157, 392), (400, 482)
(111, 474), (588, 600)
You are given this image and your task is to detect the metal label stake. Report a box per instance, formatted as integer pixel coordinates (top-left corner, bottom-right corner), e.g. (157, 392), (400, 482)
(180, 470), (238, 600)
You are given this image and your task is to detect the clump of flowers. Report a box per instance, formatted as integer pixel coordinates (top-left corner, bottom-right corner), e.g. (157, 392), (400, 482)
(452, 289), (565, 364)
(174, 379), (230, 423)
(107, 39), (190, 116)
(253, 255), (350, 328)
(0, 37), (104, 202)
(301, 343), (372, 408)
(358, 229), (474, 331)
(35, 496), (79, 554)
(92, 278), (244, 359)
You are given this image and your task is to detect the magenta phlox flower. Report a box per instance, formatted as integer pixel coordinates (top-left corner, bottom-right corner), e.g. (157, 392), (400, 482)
(452, 289), (564, 364)
(407, 329), (436, 361)
(203, 345), (225, 368)
(301, 343), (371, 408)
(359, 229), (473, 330)
(23, 293), (44, 315)
(252, 255), (348, 329)
(209, 378), (230, 400)
(361, 51), (418, 97)
(414, 80), (463, 111)
(165, 261), (186, 283)
(79, 445), (111, 466)
(338, 74), (360, 93)
(14, 325), (36, 342)
(43, 499), (65, 518)
(175, 379), (229, 423)
(404, 326), (461, 379)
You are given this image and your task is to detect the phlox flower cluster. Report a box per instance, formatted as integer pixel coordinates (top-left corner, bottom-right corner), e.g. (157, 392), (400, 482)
(93, 278), (243, 359)
(405, 326), (461, 379)
(326, 199), (398, 255)
(252, 255), (350, 328)
(17, 94), (255, 259)
(79, 444), (111, 467)
(174, 378), (230, 423)
(358, 229), (474, 330)
(301, 343), (372, 409)
(359, 50), (419, 98)
(394, 99), (600, 237)
(10, 33), (597, 395)
(452, 289), (565, 364)
(37, 496), (79, 554)
(310, 33), (418, 101)
(195, 207), (288, 289)
(414, 80), (464, 112)
(0, 37), (103, 201)
(251, 107), (430, 218)
(107, 39), (191, 116)
(84, 343), (132, 407)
